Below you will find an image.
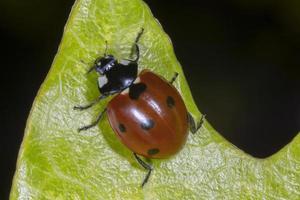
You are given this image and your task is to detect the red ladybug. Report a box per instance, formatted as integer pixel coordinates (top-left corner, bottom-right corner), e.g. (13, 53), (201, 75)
(74, 28), (204, 187)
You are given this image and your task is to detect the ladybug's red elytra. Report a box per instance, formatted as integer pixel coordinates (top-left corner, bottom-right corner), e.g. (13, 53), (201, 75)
(74, 28), (205, 187)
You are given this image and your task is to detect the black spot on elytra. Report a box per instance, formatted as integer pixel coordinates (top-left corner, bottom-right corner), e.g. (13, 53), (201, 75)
(129, 83), (147, 100)
(141, 119), (154, 130)
(166, 96), (175, 108)
(147, 148), (160, 155)
(119, 124), (126, 133)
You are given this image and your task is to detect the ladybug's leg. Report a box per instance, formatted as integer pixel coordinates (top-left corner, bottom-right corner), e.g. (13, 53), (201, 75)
(78, 108), (107, 132)
(73, 95), (107, 111)
(133, 43), (140, 62)
(133, 153), (153, 187)
(188, 112), (206, 134)
(129, 28), (144, 62)
(169, 72), (179, 85)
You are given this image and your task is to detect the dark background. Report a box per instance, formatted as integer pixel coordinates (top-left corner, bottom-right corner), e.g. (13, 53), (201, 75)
(1, 0), (299, 199)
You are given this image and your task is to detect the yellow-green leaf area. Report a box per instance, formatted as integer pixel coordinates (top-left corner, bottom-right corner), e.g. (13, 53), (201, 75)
(10, 0), (300, 199)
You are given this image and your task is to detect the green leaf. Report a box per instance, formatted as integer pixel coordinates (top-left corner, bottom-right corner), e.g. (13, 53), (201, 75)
(10, 0), (300, 199)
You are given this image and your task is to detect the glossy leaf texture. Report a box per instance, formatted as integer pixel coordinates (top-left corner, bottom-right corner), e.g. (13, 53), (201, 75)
(10, 0), (300, 199)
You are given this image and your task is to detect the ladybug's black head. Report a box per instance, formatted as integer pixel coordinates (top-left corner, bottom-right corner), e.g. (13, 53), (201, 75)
(93, 54), (138, 96)
(92, 28), (143, 95)
(94, 55), (117, 75)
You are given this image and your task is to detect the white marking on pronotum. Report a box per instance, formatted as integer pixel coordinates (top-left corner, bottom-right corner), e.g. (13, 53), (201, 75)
(121, 77), (141, 95)
(119, 59), (131, 65)
(133, 77), (141, 84)
(98, 75), (108, 88)
(121, 88), (129, 95)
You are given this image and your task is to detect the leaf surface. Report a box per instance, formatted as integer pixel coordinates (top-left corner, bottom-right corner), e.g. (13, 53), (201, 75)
(11, 0), (300, 199)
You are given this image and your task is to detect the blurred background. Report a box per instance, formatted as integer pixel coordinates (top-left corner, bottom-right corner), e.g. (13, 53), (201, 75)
(0, 0), (299, 198)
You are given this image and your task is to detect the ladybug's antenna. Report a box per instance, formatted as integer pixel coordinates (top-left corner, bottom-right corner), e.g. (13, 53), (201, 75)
(80, 60), (95, 74)
(104, 40), (108, 56)
(87, 65), (96, 74)
(79, 60), (94, 74)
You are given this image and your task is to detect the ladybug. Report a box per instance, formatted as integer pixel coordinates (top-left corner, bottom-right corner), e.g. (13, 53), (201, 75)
(74, 28), (204, 187)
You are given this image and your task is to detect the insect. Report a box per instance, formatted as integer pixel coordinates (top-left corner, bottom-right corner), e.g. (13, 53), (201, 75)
(74, 28), (205, 187)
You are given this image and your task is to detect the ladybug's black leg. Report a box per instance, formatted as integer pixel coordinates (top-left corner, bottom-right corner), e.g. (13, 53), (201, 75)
(188, 112), (206, 134)
(73, 95), (107, 111)
(130, 28), (144, 62)
(78, 108), (107, 132)
(133, 153), (153, 187)
(169, 72), (179, 85)
(133, 43), (140, 62)
(135, 28), (144, 44)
